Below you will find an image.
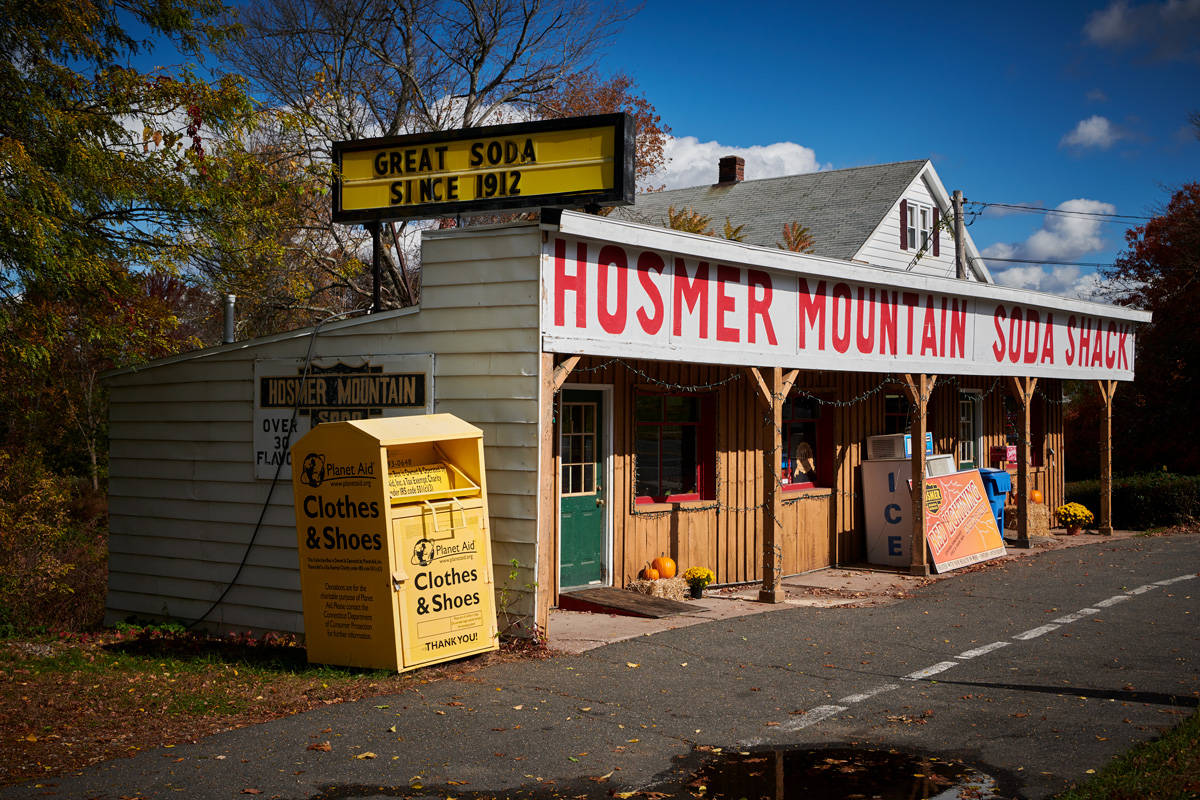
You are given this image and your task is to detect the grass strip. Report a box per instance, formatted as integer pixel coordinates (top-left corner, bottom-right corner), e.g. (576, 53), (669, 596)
(1054, 709), (1200, 799)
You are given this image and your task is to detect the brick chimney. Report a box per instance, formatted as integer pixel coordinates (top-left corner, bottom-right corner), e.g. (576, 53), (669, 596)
(717, 155), (744, 185)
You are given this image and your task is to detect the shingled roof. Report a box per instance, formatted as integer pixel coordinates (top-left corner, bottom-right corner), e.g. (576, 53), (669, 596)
(613, 159), (930, 262)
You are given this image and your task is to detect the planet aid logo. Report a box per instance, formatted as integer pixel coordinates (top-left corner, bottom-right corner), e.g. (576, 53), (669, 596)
(300, 453), (327, 487)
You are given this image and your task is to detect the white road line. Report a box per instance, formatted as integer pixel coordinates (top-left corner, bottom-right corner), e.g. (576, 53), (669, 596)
(904, 662), (959, 681)
(781, 705), (848, 731)
(839, 684), (901, 704)
(957, 641), (1010, 659)
(1053, 608), (1100, 623)
(1155, 575), (1197, 586)
(781, 571), (1196, 735)
(1013, 624), (1060, 640)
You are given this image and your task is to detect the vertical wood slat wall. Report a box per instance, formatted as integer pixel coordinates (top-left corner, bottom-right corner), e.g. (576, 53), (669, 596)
(558, 360), (1066, 599)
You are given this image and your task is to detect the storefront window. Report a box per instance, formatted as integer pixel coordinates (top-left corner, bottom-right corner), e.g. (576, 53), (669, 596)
(884, 392), (911, 435)
(958, 391), (981, 470)
(634, 392), (714, 503)
(782, 393), (832, 489)
(1004, 394), (1046, 467)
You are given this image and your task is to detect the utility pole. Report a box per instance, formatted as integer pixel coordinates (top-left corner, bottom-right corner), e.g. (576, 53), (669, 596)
(953, 190), (966, 280)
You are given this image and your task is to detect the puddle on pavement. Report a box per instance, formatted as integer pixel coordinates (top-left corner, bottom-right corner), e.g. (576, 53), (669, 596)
(287, 747), (1003, 800)
(690, 746), (1001, 800)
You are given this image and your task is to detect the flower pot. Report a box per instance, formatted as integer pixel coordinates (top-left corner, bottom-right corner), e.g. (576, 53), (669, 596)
(689, 584), (705, 599)
(1067, 525), (1081, 536)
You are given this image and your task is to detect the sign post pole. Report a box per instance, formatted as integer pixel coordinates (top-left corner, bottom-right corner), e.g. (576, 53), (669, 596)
(370, 222), (382, 313)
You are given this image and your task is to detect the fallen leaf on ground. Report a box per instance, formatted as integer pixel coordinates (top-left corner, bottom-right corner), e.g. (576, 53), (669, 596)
(307, 741), (332, 752)
(355, 752), (377, 759)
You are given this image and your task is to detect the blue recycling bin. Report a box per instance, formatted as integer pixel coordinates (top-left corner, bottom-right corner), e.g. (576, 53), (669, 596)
(978, 468), (1012, 532)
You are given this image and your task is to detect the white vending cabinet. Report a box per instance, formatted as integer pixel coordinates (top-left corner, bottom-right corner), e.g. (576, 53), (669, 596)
(862, 455), (955, 566)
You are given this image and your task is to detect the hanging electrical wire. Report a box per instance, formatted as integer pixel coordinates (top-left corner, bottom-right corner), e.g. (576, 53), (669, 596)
(965, 200), (1151, 223)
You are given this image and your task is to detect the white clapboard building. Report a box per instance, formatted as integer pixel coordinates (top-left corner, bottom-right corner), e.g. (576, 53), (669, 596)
(104, 161), (1148, 639)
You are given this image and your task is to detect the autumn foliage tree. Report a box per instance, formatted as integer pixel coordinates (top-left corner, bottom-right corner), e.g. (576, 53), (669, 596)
(1069, 182), (1200, 476)
(539, 71), (671, 187)
(0, 0), (298, 454)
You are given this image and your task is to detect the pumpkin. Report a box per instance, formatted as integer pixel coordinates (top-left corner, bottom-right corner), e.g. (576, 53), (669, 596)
(652, 555), (677, 579)
(639, 564), (660, 581)
(1030, 489), (1044, 504)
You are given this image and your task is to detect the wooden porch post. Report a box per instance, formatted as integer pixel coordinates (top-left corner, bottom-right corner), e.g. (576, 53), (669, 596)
(1008, 377), (1038, 549)
(537, 352), (560, 632)
(746, 367), (795, 604)
(901, 374), (934, 577)
(1096, 380), (1117, 536)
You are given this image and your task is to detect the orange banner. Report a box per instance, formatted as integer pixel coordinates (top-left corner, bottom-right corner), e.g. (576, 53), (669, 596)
(923, 470), (1006, 573)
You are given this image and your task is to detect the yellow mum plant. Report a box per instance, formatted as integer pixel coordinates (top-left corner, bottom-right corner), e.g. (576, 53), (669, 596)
(682, 566), (715, 589)
(1056, 502), (1094, 528)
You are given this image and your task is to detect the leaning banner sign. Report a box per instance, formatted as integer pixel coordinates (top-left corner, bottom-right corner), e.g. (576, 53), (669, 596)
(922, 470), (1006, 573)
(332, 114), (634, 223)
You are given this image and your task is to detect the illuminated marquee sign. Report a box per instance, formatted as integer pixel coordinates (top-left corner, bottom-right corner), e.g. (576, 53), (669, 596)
(332, 113), (634, 223)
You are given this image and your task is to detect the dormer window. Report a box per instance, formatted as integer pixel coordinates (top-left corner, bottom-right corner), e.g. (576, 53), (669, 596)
(899, 199), (940, 256)
(908, 201), (931, 250)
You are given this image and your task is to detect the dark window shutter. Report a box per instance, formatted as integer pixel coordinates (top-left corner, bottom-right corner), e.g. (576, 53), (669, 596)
(899, 199), (908, 250)
(933, 207), (940, 257)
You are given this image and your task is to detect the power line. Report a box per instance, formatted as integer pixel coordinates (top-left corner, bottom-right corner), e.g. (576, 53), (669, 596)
(983, 256), (1114, 268)
(965, 200), (1151, 223)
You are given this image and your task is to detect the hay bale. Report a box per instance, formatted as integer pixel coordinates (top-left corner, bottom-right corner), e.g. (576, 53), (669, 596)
(1028, 503), (1050, 536)
(1001, 503), (1050, 536)
(627, 576), (689, 601)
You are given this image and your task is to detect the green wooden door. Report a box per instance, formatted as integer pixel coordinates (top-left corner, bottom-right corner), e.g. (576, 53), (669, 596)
(559, 390), (606, 588)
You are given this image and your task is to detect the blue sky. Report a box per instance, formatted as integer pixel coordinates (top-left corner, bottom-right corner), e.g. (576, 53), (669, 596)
(602, 0), (1200, 299)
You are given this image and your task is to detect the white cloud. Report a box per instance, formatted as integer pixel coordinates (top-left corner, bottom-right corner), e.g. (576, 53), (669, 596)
(982, 198), (1118, 298)
(1084, 0), (1200, 62)
(650, 135), (826, 190)
(983, 198), (1117, 263)
(990, 264), (1107, 300)
(1060, 115), (1123, 149)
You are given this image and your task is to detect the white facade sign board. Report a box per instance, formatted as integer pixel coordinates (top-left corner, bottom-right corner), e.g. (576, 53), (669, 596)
(539, 234), (1141, 381)
(253, 354), (434, 479)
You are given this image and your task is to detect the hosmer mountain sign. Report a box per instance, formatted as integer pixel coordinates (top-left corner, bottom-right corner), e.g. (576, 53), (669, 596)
(538, 216), (1144, 382)
(332, 114), (634, 224)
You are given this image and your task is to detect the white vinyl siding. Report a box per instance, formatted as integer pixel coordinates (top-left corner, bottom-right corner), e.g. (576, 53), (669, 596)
(105, 223), (544, 636)
(855, 173), (953, 277)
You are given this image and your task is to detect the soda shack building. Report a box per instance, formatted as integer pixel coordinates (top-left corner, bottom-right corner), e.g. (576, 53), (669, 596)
(102, 122), (1150, 639)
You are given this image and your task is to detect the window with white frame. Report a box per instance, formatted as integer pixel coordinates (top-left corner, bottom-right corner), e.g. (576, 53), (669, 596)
(907, 201), (933, 251)
(958, 391), (982, 469)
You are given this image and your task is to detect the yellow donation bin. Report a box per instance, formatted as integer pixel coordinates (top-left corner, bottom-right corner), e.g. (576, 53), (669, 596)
(289, 414), (498, 671)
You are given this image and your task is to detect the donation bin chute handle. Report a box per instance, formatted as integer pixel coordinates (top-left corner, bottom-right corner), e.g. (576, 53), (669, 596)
(422, 497), (468, 535)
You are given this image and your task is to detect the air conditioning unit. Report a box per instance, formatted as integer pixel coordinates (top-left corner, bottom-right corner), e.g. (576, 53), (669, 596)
(925, 454), (957, 477)
(866, 432), (934, 460)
